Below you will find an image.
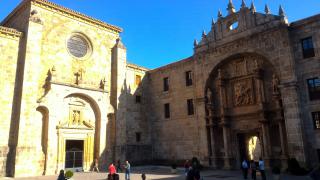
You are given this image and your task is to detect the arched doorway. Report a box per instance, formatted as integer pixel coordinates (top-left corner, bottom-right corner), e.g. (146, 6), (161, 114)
(56, 93), (101, 172)
(205, 53), (288, 169)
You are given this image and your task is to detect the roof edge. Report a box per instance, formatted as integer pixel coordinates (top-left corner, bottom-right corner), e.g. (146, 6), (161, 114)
(1, 0), (123, 33)
(127, 63), (149, 71)
(290, 13), (320, 27)
(0, 26), (22, 38)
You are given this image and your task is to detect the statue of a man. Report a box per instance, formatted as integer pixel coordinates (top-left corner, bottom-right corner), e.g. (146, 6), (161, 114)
(272, 74), (280, 94)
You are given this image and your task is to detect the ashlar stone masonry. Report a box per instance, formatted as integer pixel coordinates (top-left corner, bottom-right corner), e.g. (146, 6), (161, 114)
(0, 0), (320, 178)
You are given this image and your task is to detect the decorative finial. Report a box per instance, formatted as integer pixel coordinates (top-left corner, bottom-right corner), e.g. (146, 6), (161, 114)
(212, 18), (215, 25)
(241, 0), (247, 9)
(227, 0), (236, 14)
(265, 4), (271, 14)
(194, 39), (198, 47)
(279, 5), (285, 17)
(202, 30), (207, 38)
(250, 2), (256, 13)
(218, 9), (223, 19)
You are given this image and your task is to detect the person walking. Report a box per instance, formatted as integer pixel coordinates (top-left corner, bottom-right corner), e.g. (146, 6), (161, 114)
(241, 159), (249, 179)
(250, 160), (256, 180)
(93, 158), (100, 172)
(259, 158), (266, 180)
(124, 160), (131, 180)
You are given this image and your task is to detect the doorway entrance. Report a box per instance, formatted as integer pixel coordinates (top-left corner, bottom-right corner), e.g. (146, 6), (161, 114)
(238, 133), (262, 162)
(65, 140), (84, 170)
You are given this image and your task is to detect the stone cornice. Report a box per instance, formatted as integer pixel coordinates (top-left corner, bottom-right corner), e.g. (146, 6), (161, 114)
(0, 26), (22, 39)
(127, 63), (149, 72)
(2, 0), (122, 33)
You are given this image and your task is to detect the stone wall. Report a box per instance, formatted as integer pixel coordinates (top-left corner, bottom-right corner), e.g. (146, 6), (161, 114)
(123, 64), (152, 164)
(290, 14), (320, 166)
(0, 27), (21, 177)
(146, 58), (198, 164)
(1, 0), (121, 177)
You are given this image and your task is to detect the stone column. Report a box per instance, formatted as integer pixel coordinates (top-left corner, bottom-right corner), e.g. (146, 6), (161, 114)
(222, 122), (231, 169)
(260, 119), (271, 168)
(209, 124), (217, 168)
(279, 82), (307, 164)
(217, 69), (231, 169)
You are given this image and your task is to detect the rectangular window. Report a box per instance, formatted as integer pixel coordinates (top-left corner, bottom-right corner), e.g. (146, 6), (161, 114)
(164, 103), (170, 118)
(186, 71), (193, 86)
(301, 37), (315, 58)
(135, 75), (142, 86)
(135, 95), (141, 103)
(312, 111), (320, 129)
(187, 99), (194, 115)
(135, 132), (141, 142)
(163, 77), (169, 91)
(307, 78), (320, 100)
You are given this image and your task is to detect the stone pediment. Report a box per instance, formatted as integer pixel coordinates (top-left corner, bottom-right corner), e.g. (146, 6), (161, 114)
(57, 120), (95, 130)
(195, 1), (288, 51)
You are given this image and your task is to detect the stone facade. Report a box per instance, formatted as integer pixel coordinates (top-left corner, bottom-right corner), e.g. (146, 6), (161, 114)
(1, 0), (320, 178)
(143, 1), (320, 170)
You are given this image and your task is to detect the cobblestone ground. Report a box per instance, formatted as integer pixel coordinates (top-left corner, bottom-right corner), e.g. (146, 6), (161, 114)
(0, 166), (311, 180)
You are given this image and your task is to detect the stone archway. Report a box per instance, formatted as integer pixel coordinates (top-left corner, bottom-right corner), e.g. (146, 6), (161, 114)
(55, 93), (101, 172)
(204, 53), (288, 169)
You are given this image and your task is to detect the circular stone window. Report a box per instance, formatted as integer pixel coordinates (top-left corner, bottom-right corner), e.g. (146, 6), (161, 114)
(67, 34), (91, 59)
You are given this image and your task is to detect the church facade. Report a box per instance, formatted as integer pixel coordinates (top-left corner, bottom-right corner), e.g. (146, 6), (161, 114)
(0, 0), (319, 177)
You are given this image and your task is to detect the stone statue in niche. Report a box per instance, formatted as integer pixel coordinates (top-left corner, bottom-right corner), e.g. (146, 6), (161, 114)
(272, 74), (280, 94)
(72, 110), (81, 125)
(234, 80), (253, 106)
(206, 88), (213, 105)
(206, 88), (214, 117)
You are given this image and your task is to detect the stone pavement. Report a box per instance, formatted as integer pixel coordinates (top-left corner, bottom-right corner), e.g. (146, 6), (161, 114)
(0, 166), (311, 180)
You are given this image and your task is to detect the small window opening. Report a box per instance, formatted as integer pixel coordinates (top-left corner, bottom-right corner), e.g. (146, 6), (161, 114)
(228, 21), (238, 31)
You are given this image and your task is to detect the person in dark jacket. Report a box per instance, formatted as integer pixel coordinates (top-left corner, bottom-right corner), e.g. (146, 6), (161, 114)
(57, 169), (66, 180)
(250, 160), (257, 180)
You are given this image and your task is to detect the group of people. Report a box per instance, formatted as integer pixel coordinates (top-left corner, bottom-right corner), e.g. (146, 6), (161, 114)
(108, 160), (131, 180)
(241, 158), (266, 180)
(184, 159), (201, 180)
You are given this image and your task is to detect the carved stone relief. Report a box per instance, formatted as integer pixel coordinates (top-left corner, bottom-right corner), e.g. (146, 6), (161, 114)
(233, 79), (254, 106)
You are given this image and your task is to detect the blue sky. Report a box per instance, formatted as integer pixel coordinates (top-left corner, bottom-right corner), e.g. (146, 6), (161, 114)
(1, 0), (319, 69)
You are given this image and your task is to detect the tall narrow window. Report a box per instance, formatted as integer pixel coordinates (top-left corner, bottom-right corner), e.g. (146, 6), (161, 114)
(135, 75), (142, 86)
(307, 78), (320, 100)
(164, 103), (170, 118)
(135, 95), (141, 103)
(187, 99), (194, 115)
(136, 132), (141, 142)
(301, 37), (315, 58)
(163, 77), (169, 91)
(312, 111), (320, 129)
(186, 71), (193, 86)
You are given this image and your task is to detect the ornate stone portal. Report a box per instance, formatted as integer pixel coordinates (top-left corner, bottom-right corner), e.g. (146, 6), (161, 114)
(55, 96), (96, 172)
(205, 54), (288, 169)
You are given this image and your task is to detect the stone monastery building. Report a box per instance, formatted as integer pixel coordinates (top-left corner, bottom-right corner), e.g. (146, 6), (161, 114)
(0, 0), (320, 177)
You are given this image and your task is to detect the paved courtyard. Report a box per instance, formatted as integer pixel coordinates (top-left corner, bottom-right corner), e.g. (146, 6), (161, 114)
(0, 166), (311, 180)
